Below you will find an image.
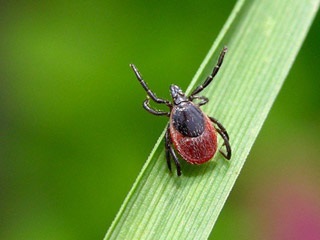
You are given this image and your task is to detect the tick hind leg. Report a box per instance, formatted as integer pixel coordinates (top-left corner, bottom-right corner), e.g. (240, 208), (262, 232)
(209, 116), (231, 160)
(165, 126), (181, 176)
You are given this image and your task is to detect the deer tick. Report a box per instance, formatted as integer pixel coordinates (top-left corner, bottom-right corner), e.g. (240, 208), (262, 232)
(130, 47), (231, 176)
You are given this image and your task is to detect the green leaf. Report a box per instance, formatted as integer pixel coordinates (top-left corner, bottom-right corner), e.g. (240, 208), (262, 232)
(105, 0), (319, 239)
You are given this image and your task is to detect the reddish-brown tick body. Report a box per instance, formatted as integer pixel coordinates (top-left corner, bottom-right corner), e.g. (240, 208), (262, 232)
(131, 47), (231, 176)
(169, 102), (217, 164)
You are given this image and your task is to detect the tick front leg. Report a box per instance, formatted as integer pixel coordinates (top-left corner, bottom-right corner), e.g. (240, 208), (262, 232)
(165, 126), (181, 176)
(190, 46), (227, 96)
(143, 97), (170, 116)
(209, 116), (231, 160)
(130, 64), (172, 108)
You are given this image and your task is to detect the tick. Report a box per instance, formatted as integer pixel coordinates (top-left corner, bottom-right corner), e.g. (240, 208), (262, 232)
(130, 46), (231, 176)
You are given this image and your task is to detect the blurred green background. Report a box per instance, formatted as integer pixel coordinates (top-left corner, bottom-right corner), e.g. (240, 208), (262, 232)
(1, 1), (319, 239)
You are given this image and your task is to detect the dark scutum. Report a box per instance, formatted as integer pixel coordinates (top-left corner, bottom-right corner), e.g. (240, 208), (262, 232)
(172, 102), (205, 137)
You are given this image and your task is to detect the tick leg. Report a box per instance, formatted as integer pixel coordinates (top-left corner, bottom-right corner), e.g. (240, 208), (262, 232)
(189, 95), (209, 106)
(143, 97), (170, 116)
(165, 126), (181, 176)
(130, 64), (172, 108)
(209, 116), (229, 140)
(169, 145), (181, 176)
(216, 129), (231, 160)
(190, 46), (227, 97)
(209, 116), (231, 160)
(165, 127), (172, 173)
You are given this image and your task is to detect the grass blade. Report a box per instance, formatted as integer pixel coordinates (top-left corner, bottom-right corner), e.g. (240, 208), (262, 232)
(105, 0), (319, 239)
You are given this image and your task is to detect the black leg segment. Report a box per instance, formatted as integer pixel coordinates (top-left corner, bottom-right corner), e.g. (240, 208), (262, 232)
(209, 116), (231, 160)
(130, 64), (172, 107)
(165, 126), (181, 176)
(190, 46), (227, 96)
(209, 116), (229, 140)
(143, 97), (170, 116)
(216, 129), (231, 160)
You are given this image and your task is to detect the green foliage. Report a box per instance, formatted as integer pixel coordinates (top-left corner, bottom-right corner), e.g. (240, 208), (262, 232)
(105, 0), (319, 239)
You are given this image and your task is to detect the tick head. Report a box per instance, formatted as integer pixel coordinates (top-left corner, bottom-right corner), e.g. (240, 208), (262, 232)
(170, 84), (187, 105)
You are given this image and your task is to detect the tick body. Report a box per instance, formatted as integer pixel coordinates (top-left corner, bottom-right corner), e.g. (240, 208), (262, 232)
(131, 47), (231, 176)
(170, 101), (217, 164)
